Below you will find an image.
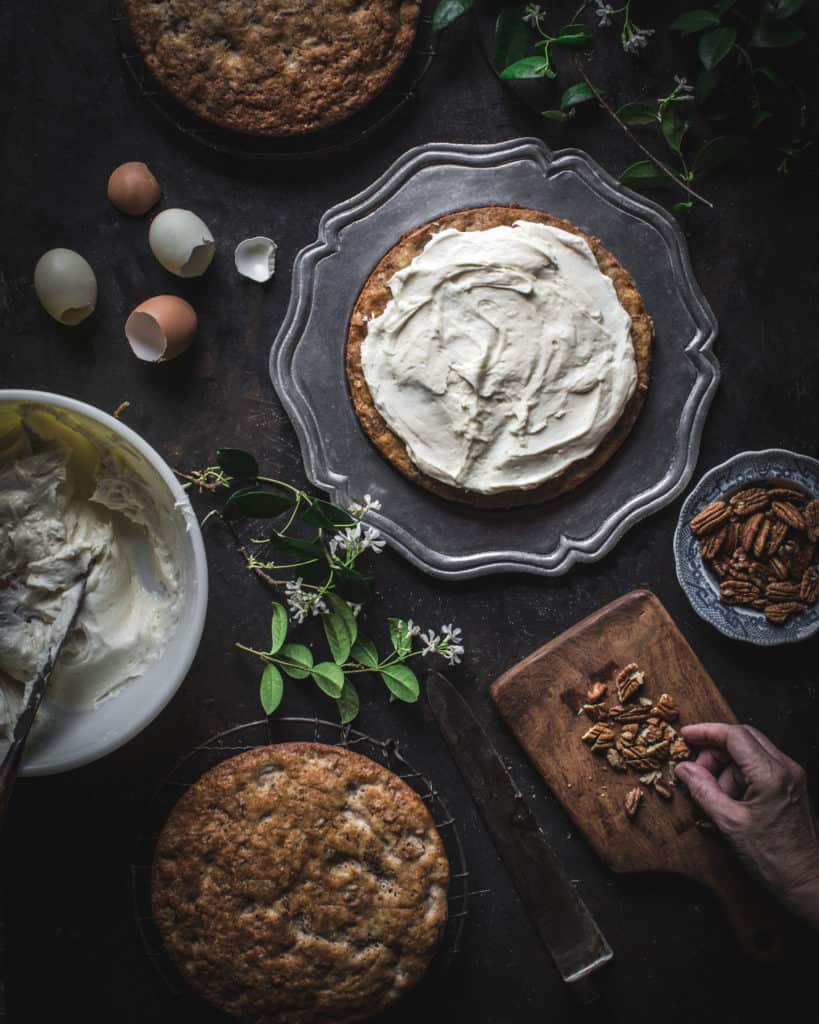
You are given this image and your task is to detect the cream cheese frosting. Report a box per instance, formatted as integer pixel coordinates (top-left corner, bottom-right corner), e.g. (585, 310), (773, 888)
(360, 220), (638, 493)
(0, 411), (182, 734)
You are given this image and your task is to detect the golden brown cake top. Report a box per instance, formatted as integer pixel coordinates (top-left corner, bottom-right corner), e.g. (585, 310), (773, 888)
(126, 0), (421, 136)
(151, 742), (450, 1023)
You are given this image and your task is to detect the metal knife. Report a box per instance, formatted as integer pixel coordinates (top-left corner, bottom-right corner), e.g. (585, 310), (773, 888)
(426, 670), (613, 999)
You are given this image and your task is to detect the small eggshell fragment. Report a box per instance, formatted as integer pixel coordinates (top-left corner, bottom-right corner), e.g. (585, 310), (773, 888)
(107, 161), (161, 216)
(33, 248), (97, 326)
(234, 236), (277, 282)
(148, 208), (215, 278)
(125, 295), (197, 362)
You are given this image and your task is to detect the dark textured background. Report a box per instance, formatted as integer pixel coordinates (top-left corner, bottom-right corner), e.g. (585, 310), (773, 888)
(1, 1), (819, 1022)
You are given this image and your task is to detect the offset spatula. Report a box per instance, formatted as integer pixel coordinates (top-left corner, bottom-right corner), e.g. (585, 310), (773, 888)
(0, 564), (91, 817)
(426, 670), (613, 1005)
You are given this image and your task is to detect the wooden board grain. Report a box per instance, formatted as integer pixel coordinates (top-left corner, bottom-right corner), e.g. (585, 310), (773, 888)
(490, 589), (787, 960)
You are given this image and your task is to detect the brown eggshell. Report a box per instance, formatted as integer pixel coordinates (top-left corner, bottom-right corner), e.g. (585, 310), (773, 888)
(107, 161), (161, 216)
(125, 295), (197, 363)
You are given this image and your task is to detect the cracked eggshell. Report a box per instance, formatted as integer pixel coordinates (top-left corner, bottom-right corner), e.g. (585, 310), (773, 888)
(148, 209), (215, 278)
(234, 236), (277, 282)
(107, 161), (161, 216)
(125, 295), (197, 363)
(33, 248), (97, 326)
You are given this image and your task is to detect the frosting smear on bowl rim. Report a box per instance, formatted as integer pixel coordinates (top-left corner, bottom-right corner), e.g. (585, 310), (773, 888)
(360, 220), (638, 494)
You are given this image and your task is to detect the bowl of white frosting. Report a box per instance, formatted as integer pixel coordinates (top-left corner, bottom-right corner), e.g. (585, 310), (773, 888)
(0, 390), (208, 775)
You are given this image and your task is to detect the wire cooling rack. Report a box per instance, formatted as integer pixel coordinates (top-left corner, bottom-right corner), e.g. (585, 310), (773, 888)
(130, 716), (470, 1004)
(110, 1), (438, 162)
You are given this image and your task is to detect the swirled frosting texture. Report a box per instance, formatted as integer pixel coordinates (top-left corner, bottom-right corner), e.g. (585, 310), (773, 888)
(360, 221), (637, 493)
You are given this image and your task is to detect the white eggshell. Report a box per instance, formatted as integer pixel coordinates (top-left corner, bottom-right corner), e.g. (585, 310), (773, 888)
(125, 295), (197, 362)
(148, 208), (215, 278)
(234, 236), (277, 282)
(33, 248), (97, 325)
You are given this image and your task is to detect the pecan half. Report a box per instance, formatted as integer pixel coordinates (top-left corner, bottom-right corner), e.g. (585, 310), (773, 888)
(752, 517), (772, 559)
(767, 488), (807, 505)
(766, 520), (789, 556)
(772, 501), (806, 531)
(690, 501), (733, 535)
(765, 581), (801, 601)
(800, 566), (819, 604)
(805, 500), (819, 542)
(700, 529), (727, 561)
(741, 513), (765, 552)
(720, 579), (761, 605)
(764, 601), (804, 625)
(729, 492), (769, 517)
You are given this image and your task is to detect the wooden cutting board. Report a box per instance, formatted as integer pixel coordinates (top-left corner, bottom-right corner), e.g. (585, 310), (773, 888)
(490, 589), (787, 961)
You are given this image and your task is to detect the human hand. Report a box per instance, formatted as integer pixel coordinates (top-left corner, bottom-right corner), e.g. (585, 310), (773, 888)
(675, 723), (819, 928)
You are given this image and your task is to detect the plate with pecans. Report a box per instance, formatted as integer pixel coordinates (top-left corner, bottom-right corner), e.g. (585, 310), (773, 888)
(673, 449), (819, 645)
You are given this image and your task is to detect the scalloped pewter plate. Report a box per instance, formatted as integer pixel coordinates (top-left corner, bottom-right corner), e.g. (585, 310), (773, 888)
(270, 138), (719, 579)
(674, 449), (819, 645)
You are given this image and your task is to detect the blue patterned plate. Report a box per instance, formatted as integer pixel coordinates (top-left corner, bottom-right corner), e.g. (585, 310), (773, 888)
(674, 449), (819, 645)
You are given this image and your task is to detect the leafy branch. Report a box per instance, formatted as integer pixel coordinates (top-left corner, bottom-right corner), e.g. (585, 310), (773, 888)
(179, 448), (464, 725)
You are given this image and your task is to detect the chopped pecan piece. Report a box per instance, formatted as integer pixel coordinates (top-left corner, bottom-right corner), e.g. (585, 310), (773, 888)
(586, 682), (608, 703)
(652, 693), (679, 722)
(581, 723), (608, 745)
(690, 501), (732, 535)
(772, 501), (806, 531)
(614, 663), (645, 703)
(580, 703), (608, 722)
(624, 787), (643, 819)
(606, 748), (627, 772)
(639, 770), (661, 786)
(654, 781), (673, 800)
(669, 738), (690, 761)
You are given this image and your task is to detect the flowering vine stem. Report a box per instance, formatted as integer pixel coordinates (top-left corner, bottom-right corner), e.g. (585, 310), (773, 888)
(180, 448), (466, 725)
(573, 62), (715, 208)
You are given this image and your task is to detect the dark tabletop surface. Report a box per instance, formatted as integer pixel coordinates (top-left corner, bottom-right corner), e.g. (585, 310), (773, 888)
(2, 2), (819, 1022)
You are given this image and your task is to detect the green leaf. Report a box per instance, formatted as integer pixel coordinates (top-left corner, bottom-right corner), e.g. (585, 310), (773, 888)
(696, 66), (724, 103)
(350, 636), (379, 668)
(431, 0), (473, 32)
(714, 0), (736, 13)
(673, 200), (694, 214)
(698, 26), (736, 69)
(302, 498), (357, 530)
(216, 447), (258, 479)
(268, 533), (324, 561)
(500, 56), (551, 79)
(693, 135), (747, 175)
(762, 0), (803, 19)
(617, 101), (657, 126)
(670, 9), (721, 35)
(749, 23), (805, 47)
(332, 567), (373, 603)
(326, 593), (357, 645)
(260, 664), (283, 715)
(661, 105), (688, 154)
(495, 4), (532, 69)
(388, 618), (413, 657)
(555, 23), (593, 48)
(223, 488), (294, 522)
(278, 643), (313, 679)
(752, 109), (773, 130)
(311, 662), (345, 699)
(560, 82), (595, 110)
(337, 679), (360, 725)
(380, 663), (420, 703)
(323, 613), (354, 666)
(619, 160), (671, 190)
(542, 109), (568, 121)
(269, 602), (288, 654)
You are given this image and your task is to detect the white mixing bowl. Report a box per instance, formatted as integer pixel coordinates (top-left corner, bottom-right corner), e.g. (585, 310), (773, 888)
(0, 390), (208, 775)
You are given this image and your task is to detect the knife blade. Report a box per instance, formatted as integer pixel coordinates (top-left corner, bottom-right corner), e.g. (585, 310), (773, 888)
(426, 670), (613, 990)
